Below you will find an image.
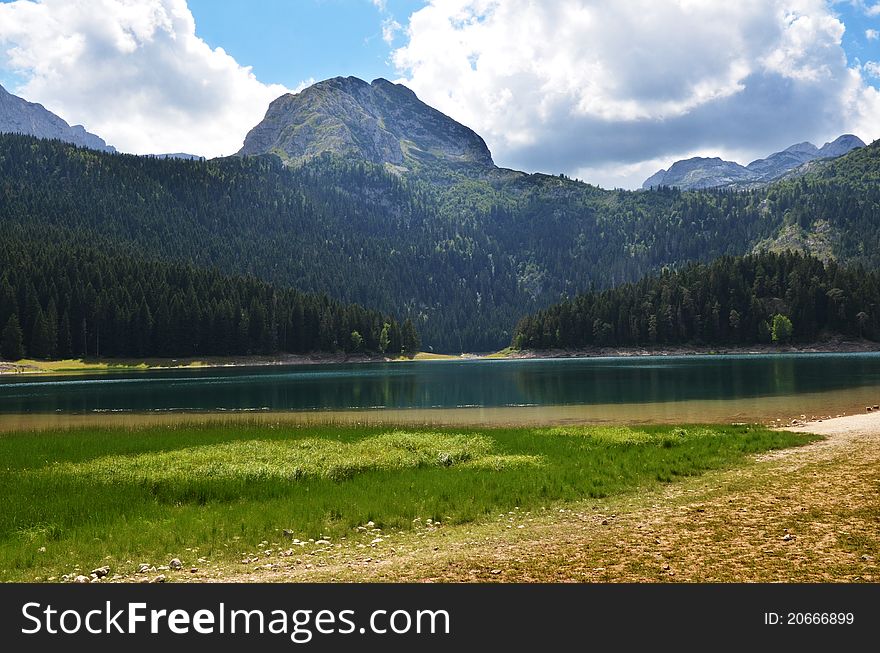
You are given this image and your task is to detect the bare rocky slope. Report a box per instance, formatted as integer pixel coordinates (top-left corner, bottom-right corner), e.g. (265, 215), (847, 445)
(0, 83), (114, 152)
(238, 76), (493, 169)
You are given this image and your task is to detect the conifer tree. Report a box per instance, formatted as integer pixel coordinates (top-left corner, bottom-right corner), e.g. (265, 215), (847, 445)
(1, 314), (24, 361)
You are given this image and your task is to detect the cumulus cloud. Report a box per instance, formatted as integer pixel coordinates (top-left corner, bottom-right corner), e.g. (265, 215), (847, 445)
(865, 61), (880, 77)
(0, 0), (294, 157)
(867, 28), (880, 39)
(382, 18), (403, 45)
(392, 0), (880, 187)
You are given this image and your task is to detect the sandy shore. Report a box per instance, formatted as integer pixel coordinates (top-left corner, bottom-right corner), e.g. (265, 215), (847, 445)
(783, 410), (880, 434)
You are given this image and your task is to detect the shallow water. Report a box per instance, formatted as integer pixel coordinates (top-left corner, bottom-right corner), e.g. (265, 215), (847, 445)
(1, 353), (879, 429)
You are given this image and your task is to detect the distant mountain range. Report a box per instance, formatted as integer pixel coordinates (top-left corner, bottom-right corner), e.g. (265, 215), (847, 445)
(642, 135), (865, 190)
(147, 153), (204, 160)
(0, 83), (114, 153)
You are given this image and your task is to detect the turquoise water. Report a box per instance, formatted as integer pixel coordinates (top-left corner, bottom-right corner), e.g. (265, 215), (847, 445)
(1, 354), (879, 419)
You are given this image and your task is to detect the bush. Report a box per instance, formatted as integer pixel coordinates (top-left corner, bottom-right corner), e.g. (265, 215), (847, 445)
(771, 314), (794, 344)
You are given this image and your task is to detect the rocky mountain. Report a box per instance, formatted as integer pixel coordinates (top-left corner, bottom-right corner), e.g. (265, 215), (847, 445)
(643, 134), (864, 190)
(641, 156), (756, 190)
(745, 141), (820, 181)
(814, 134), (865, 158)
(0, 83), (114, 153)
(238, 76), (493, 169)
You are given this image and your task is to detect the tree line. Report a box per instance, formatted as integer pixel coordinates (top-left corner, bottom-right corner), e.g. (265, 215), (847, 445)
(0, 234), (419, 361)
(0, 133), (877, 351)
(512, 251), (880, 349)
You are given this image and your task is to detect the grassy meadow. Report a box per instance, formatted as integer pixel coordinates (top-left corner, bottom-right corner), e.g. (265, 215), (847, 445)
(0, 421), (816, 581)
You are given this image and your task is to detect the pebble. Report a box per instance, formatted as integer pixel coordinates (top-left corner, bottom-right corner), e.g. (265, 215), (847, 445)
(90, 566), (111, 578)
(169, 558), (182, 570)
(73, 575), (90, 584)
(152, 574), (167, 583)
(782, 534), (794, 542)
(136, 563), (151, 574)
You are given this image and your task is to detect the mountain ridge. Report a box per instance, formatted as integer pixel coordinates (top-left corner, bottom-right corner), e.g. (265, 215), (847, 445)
(0, 83), (115, 153)
(643, 134), (864, 190)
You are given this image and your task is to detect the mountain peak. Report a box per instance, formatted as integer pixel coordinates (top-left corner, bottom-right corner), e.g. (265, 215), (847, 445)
(782, 141), (818, 155)
(818, 134), (865, 158)
(0, 83), (115, 153)
(642, 155), (754, 189)
(238, 76), (494, 168)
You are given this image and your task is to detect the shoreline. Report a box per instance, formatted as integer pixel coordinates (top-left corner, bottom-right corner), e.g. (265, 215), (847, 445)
(2, 338), (879, 376)
(501, 338), (880, 360)
(0, 351), (464, 376)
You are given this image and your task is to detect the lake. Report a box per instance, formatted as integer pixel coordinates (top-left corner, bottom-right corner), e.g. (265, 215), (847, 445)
(2, 353), (880, 429)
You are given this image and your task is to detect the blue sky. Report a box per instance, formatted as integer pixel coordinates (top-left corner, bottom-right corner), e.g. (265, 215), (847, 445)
(0, 0), (878, 187)
(835, 1), (880, 75)
(186, 0), (424, 88)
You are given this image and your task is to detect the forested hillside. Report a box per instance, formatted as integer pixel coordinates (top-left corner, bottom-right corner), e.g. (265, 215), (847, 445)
(511, 252), (880, 350)
(1, 133), (878, 352)
(0, 229), (414, 360)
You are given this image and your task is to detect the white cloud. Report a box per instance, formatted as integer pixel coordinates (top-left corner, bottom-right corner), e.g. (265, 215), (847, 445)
(867, 29), (880, 40)
(392, 0), (880, 187)
(382, 18), (403, 45)
(866, 3), (880, 17)
(0, 0), (294, 157)
(864, 61), (880, 78)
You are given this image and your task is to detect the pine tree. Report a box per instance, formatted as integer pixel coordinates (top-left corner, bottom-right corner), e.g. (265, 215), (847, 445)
(30, 308), (52, 359)
(1, 314), (24, 361)
(402, 318), (421, 357)
(57, 311), (73, 359)
(46, 299), (59, 359)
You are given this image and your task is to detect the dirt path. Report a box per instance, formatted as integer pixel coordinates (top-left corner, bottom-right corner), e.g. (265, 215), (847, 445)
(161, 414), (880, 583)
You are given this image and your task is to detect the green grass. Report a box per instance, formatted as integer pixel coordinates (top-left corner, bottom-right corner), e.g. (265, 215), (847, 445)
(0, 421), (816, 581)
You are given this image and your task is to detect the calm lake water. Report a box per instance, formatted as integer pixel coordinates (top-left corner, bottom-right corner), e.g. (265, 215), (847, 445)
(2, 353), (880, 429)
